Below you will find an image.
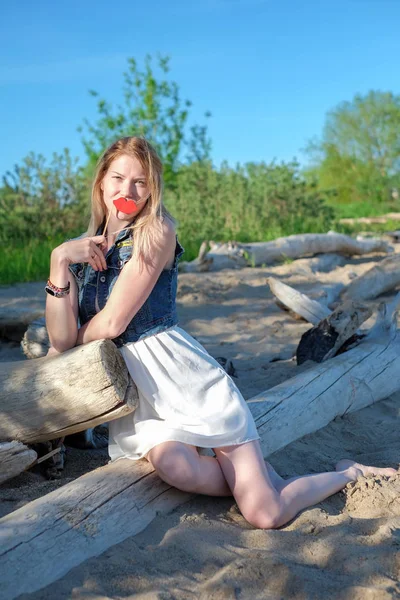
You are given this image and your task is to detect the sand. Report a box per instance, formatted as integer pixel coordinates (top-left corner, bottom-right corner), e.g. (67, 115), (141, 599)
(1, 252), (399, 599)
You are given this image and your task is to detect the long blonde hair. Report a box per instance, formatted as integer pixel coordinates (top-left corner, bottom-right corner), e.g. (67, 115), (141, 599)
(87, 137), (174, 262)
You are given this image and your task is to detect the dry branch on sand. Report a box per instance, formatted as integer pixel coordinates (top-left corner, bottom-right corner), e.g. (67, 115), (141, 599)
(1, 299), (400, 599)
(179, 232), (391, 272)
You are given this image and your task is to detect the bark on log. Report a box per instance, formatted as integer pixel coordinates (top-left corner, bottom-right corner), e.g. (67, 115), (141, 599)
(340, 254), (400, 302)
(267, 277), (331, 325)
(1, 310), (400, 598)
(0, 339), (138, 444)
(180, 233), (391, 272)
(296, 301), (372, 364)
(0, 441), (37, 484)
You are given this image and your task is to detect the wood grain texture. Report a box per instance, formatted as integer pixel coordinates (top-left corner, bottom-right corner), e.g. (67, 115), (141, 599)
(0, 459), (190, 600)
(0, 339), (138, 443)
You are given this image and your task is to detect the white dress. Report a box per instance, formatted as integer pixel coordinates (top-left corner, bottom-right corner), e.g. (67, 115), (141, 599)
(108, 326), (259, 461)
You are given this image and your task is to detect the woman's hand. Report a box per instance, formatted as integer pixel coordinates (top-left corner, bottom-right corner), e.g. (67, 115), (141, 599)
(52, 235), (108, 272)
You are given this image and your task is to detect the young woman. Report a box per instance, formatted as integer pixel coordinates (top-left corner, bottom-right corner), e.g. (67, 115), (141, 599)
(46, 136), (396, 529)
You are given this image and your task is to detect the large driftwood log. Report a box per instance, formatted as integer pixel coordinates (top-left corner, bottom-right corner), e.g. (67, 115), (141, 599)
(0, 441), (37, 484)
(340, 254), (400, 302)
(0, 339), (138, 444)
(242, 232), (390, 267)
(180, 233), (391, 272)
(1, 309), (400, 598)
(0, 459), (191, 600)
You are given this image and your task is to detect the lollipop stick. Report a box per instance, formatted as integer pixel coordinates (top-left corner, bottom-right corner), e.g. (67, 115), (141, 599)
(102, 210), (112, 237)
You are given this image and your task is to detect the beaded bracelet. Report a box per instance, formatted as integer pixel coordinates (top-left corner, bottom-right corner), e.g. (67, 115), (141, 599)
(44, 279), (71, 298)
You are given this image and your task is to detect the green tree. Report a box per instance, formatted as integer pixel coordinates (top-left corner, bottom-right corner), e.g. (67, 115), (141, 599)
(78, 54), (212, 188)
(0, 149), (89, 243)
(306, 91), (400, 204)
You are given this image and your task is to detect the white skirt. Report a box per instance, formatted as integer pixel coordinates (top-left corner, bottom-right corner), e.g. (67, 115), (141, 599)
(108, 326), (259, 461)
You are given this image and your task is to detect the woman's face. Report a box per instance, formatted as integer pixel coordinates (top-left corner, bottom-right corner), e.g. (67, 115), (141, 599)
(101, 154), (150, 221)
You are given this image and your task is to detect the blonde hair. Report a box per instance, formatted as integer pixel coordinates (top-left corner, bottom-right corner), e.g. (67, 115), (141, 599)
(87, 137), (174, 263)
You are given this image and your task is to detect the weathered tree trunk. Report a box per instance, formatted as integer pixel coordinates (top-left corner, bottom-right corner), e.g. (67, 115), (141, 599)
(242, 232), (390, 266)
(0, 441), (37, 484)
(0, 459), (191, 600)
(0, 339), (138, 444)
(180, 233), (391, 272)
(1, 310), (400, 599)
(340, 254), (400, 302)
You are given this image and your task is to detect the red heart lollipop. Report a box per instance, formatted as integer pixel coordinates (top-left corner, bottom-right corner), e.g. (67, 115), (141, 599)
(113, 197), (139, 215)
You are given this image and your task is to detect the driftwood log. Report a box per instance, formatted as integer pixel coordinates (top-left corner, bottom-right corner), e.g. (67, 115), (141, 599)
(20, 316), (49, 359)
(296, 301), (372, 364)
(339, 212), (400, 225)
(180, 232), (391, 272)
(0, 441), (37, 484)
(267, 277), (331, 324)
(340, 254), (400, 302)
(179, 240), (247, 272)
(1, 305), (400, 598)
(0, 339), (138, 445)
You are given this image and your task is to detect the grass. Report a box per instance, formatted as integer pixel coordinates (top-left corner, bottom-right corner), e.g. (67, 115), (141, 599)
(0, 237), (65, 286)
(1, 207), (398, 286)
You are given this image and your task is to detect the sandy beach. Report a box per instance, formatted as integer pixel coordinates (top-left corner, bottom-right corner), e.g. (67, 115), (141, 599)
(1, 253), (399, 599)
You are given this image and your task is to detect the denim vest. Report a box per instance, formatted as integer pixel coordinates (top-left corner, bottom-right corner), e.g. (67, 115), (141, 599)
(68, 227), (184, 347)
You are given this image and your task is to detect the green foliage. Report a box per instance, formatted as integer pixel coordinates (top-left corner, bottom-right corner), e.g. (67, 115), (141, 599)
(306, 90), (400, 204)
(78, 54), (212, 188)
(0, 149), (89, 246)
(0, 236), (65, 285)
(4, 58), (396, 283)
(165, 159), (335, 260)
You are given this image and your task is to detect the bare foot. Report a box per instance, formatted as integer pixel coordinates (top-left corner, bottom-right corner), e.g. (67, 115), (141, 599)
(335, 459), (397, 481)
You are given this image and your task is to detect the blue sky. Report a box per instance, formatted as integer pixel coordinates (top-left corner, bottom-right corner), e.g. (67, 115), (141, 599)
(1, 0), (399, 179)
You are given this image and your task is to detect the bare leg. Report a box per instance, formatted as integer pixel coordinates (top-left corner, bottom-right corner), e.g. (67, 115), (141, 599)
(214, 441), (397, 529)
(147, 441), (231, 496)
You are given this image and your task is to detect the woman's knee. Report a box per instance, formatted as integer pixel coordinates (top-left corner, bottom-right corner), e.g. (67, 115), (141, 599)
(238, 496), (286, 530)
(243, 507), (283, 530)
(148, 443), (200, 491)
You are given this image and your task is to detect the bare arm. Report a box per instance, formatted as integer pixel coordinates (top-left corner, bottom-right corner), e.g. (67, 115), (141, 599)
(45, 235), (107, 353)
(76, 221), (176, 346)
(45, 251), (79, 353)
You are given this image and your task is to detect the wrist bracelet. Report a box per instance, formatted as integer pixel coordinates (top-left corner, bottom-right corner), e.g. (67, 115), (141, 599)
(45, 278), (71, 298)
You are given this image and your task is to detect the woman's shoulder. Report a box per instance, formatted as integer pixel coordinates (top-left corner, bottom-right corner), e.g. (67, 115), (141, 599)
(160, 215), (177, 244)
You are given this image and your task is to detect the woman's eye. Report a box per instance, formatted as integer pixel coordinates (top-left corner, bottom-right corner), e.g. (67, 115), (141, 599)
(136, 180), (146, 186)
(112, 175), (122, 180)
